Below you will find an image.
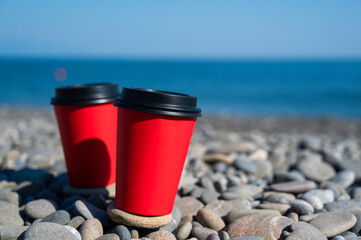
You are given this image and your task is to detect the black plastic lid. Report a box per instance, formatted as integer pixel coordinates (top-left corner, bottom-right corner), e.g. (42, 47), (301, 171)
(114, 87), (202, 118)
(51, 83), (120, 105)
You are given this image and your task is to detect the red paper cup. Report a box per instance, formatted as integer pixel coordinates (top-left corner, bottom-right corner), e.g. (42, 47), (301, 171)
(114, 88), (201, 216)
(51, 83), (120, 188)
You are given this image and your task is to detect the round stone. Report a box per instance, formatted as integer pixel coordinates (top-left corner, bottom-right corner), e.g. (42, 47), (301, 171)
(63, 225), (82, 240)
(146, 230), (176, 240)
(286, 221), (327, 240)
(225, 214), (294, 240)
(160, 207), (182, 232)
(0, 189), (21, 206)
(175, 221), (192, 240)
(203, 153), (233, 165)
(258, 203), (291, 215)
(24, 199), (57, 219)
(192, 226), (217, 240)
(234, 158), (256, 174)
(227, 209), (281, 223)
(41, 210), (71, 225)
(196, 209), (225, 231)
(289, 199), (314, 216)
(79, 218), (103, 240)
(253, 160), (273, 178)
(112, 225), (131, 240)
(24, 222), (78, 240)
(205, 233), (220, 240)
(175, 196), (204, 217)
(269, 181), (316, 193)
(263, 192), (296, 203)
(73, 200), (114, 228)
(296, 158), (336, 182)
(309, 212), (357, 237)
(96, 234), (120, 240)
(204, 199), (251, 217)
(107, 202), (172, 228)
(0, 200), (23, 225)
(329, 170), (356, 189)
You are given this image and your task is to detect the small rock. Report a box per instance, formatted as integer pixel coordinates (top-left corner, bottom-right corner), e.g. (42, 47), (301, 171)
(96, 234), (120, 240)
(0, 189), (21, 206)
(192, 226), (217, 240)
(24, 199), (57, 219)
(331, 236), (345, 240)
(263, 192), (296, 203)
(330, 170), (356, 189)
(175, 197), (204, 217)
(175, 221), (192, 240)
(205, 233), (220, 240)
(0, 200), (24, 225)
(79, 218), (103, 240)
(269, 181), (316, 193)
(160, 207), (182, 232)
(24, 222), (78, 240)
(146, 230), (176, 240)
(350, 214), (361, 233)
(201, 190), (220, 205)
(253, 160), (273, 178)
(218, 231), (230, 240)
(309, 212), (357, 238)
(197, 209), (225, 231)
(0, 225), (28, 239)
(41, 210), (71, 225)
(225, 214), (294, 240)
(204, 199), (251, 217)
(338, 160), (361, 182)
(203, 153), (233, 165)
(67, 216), (86, 229)
(227, 209), (280, 223)
(112, 225), (131, 240)
(73, 200), (114, 228)
(248, 149), (268, 161)
(297, 157), (336, 182)
(234, 158), (256, 174)
(286, 221), (327, 240)
(257, 203), (291, 215)
(289, 199), (314, 216)
(227, 185), (263, 198)
(63, 225), (82, 240)
(325, 199), (361, 212)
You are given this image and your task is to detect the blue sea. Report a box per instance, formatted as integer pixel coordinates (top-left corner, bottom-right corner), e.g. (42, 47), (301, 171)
(0, 58), (361, 117)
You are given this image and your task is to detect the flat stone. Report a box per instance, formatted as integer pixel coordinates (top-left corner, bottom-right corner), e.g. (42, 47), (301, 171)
(146, 230), (176, 240)
(196, 209), (225, 231)
(289, 199), (314, 216)
(96, 234), (120, 240)
(0, 200), (24, 225)
(234, 158), (256, 174)
(225, 214), (294, 240)
(309, 212), (357, 237)
(24, 199), (57, 219)
(41, 210), (71, 225)
(325, 199), (361, 212)
(175, 196), (204, 217)
(160, 207), (182, 232)
(203, 153), (233, 165)
(303, 189), (334, 204)
(0, 225), (28, 239)
(299, 213), (323, 222)
(107, 202), (172, 228)
(112, 225), (131, 240)
(67, 216), (86, 229)
(175, 221), (192, 240)
(79, 218), (103, 240)
(201, 190), (220, 205)
(24, 222), (78, 240)
(227, 185), (263, 197)
(63, 183), (115, 198)
(227, 209), (281, 223)
(330, 170), (356, 189)
(205, 233), (220, 240)
(63, 225), (82, 240)
(231, 237), (263, 240)
(269, 181), (316, 193)
(204, 199), (251, 217)
(297, 157), (335, 182)
(263, 192), (296, 203)
(286, 221), (327, 240)
(257, 203), (291, 215)
(192, 226), (217, 240)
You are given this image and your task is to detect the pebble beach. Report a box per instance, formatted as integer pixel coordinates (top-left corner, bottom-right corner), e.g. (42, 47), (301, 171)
(1, 106), (361, 240)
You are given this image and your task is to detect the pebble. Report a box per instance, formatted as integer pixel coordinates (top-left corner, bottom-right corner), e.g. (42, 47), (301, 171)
(112, 225), (131, 240)
(331, 237), (346, 240)
(203, 153), (233, 165)
(286, 221), (327, 240)
(338, 160), (361, 182)
(96, 234), (120, 240)
(204, 199), (251, 217)
(79, 218), (104, 240)
(257, 203), (291, 215)
(263, 192), (295, 203)
(0, 225), (28, 239)
(197, 208), (226, 231)
(0, 189), (21, 206)
(175, 221), (192, 240)
(192, 226), (218, 240)
(24, 199), (57, 219)
(330, 170), (356, 189)
(41, 210), (71, 225)
(225, 214), (294, 240)
(146, 230), (176, 240)
(248, 149), (268, 161)
(350, 214), (361, 233)
(227, 185), (263, 198)
(309, 212), (357, 237)
(325, 199), (361, 212)
(253, 160), (273, 178)
(175, 196), (204, 216)
(303, 189), (334, 204)
(269, 181), (316, 193)
(160, 207), (182, 232)
(63, 225), (82, 240)
(73, 200), (114, 227)
(230, 237), (263, 240)
(296, 157), (336, 182)
(24, 222), (79, 240)
(205, 233), (220, 240)
(0, 200), (24, 225)
(289, 199), (314, 215)
(340, 231), (357, 238)
(234, 158), (256, 174)
(201, 190), (221, 204)
(67, 216), (86, 229)
(227, 209), (281, 223)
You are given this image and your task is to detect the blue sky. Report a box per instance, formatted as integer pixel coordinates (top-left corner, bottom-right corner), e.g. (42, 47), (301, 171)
(0, 1), (360, 59)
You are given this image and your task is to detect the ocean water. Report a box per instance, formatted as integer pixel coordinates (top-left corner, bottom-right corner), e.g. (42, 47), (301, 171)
(0, 58), (361, 117)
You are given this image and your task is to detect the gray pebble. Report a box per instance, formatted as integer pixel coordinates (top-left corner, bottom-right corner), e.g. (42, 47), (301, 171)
(340, 231), (357, 239)
(113, 225), (131, 240)
(234, 158), (256, 174)
(289, 199), (314, 215)
(219, 231), (230, 240)
(351, 187), (361, 199)
(175, 221), (192, 240)
(331, 237), (346, 240)
(229, 237), (263, 240)
(297, 157), (336, 182)
(201, 190), (220, 205)
(192, 226), (217, 240)
(0, 200), (24, 225)
(0, 188), (21, 206)
(160, 207), (182, 232)
(79, 218), (103, 240)
(0, 225), (28, 239)
(205, 233), (220, 240)
(330, 170), (356, 189)
(303, 189), (334, 204)
(350, 214), (361, 233)
(214, 179), (228, 193)
(96, 234), (120, 240)
(67, 216), (86, 229)
(24, 199), (57, 219)
(41, 210), (71, 225)
(63, 225), (82, 240)
(24, 222), (78, 240)
(73, 200), (114, 228)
